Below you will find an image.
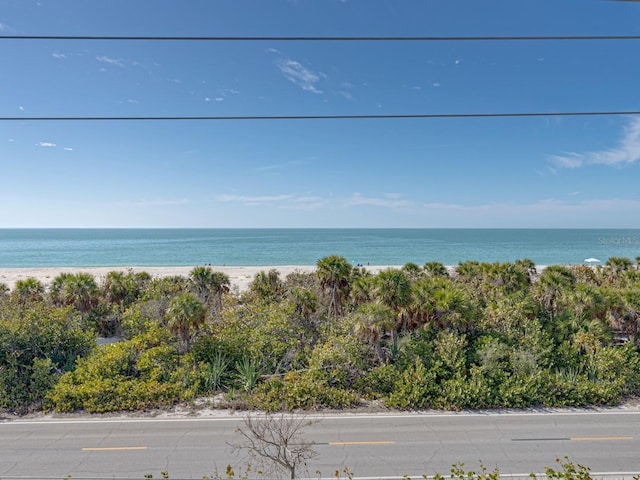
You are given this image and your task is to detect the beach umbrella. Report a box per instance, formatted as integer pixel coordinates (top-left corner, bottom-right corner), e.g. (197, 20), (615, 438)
(584, 257), (601, 265)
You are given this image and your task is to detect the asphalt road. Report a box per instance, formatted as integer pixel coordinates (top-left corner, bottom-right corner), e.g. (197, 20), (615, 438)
(1, 411), (639, 479)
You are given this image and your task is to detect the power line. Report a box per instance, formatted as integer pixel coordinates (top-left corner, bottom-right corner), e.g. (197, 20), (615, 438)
(2, 111), (640, 121)
(2, 34), (640, 42)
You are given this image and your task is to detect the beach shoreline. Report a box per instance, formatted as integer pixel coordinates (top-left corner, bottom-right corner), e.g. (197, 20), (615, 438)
(0, 265), (400, 292)
(0, 263), (554, 293)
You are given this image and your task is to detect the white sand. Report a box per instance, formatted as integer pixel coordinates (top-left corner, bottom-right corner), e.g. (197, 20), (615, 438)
(0, 264), (551, 293)
(0, 265), (397, 293)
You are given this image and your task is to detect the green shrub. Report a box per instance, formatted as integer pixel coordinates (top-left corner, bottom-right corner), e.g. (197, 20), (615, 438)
(354, 363), (399, 399)
(252, 372), (360, 411)
(385, 358), (436, 409)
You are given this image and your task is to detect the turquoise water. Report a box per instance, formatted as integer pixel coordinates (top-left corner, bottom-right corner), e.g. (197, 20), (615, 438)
(0, 229), (639, 268)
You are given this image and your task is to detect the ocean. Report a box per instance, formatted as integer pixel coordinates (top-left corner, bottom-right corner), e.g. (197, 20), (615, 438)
(0, 229), (639, 268)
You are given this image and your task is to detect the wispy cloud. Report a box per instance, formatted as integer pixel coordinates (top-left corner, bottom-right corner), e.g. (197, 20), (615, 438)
(275, 58), (324, 94)
(121, 198), (189, 207)
(550, 117), (640, 168)
(217, 194), (294, 206)
(336, 90), (355, 101)
(217, 192), (415, 211)
(421, 198), (640, 218)
(254, 160), (306, 172)
(210, 88), (239, 102)
(0, 22), (13, 32)
(37, 141), (56, 148)
(96, 56), (126, 68)
(346, 193), (413, 208)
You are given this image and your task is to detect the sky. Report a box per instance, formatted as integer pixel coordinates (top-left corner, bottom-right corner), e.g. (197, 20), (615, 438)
(1, 0), (640, 228)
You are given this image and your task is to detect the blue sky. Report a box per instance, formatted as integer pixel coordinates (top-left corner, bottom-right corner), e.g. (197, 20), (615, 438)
(1, 0), (640, 228)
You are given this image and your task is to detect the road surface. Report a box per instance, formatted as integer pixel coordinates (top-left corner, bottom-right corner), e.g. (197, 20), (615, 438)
(1, 411), (639, 479)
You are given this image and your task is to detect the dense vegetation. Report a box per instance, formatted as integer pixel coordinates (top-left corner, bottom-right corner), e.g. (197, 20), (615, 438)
(1, 256), (640, 414)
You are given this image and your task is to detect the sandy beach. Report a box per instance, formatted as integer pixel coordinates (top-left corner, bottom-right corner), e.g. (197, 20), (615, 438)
(0, 265), (398, 293)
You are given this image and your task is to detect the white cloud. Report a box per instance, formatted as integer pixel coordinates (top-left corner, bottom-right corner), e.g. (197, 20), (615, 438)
(254, 159), (306, 172)
(121, 198), (189, 207)
(420, 198), (640, 219)
(287, 196), (328, 210)
(215, 193), (328, 210)
(275, 58), (324, 94)
(217, 194), (294, 205)
(64, 147), (73, 151)
(346, 193), (413, 208)
(52, 52), (67, 59)
(336, 90), (355, 101)
(19, 106), (24, 111)
(37, 142), (56, 148)
(215, 97), (224, 102)
(550, 117), (640, 168)
(548, 152), (584, 169)
(96, 56), (125, 68)
(0, 22), (12, 32)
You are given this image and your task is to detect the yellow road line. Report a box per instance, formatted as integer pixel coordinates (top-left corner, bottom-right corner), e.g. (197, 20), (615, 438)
(82, 446), (148, 451)
(570, 436), (633, 441)
(328, 441), (395, 445)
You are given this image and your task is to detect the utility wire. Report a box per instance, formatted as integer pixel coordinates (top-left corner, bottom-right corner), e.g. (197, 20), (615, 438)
(2, 111), (640, 121)
(2, 35), (640, 41)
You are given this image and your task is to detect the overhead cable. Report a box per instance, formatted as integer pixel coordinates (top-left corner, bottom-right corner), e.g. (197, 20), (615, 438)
(2, 111), (640, 121)
(2, 35), (640, 42)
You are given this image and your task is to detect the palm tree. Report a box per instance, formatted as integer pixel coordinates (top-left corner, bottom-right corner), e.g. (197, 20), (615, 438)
(13, 277), (45, 304)
(432, 285), (470, 332)
(533, 265), (576, 323)
(102, 271), (128, 306)
(424, 261), (449, 278)
(288, 286), (317, 318)
(373, 268), (412, 331)
(210, 271), (231, 309)
(287, 286), (319, 345)
(166, 292), (207, 353)
(491, 262), (531, 294)
(514, 258), (537, 283)
(249, 269), (282, 302)
(316, 255), (352, 318)
(49, 272), (74, 306)
(350, 274), (376, 307)
(189, 265), (214, 303)
(406, 277), (438, 331)
(62, 273), (99, 317)
(352, 302), (395, 363)
(189, 266), (230, 309)
(401, 262), (424, 281)
(103, 270), (147, 307)
(605, 257), (634, 283)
